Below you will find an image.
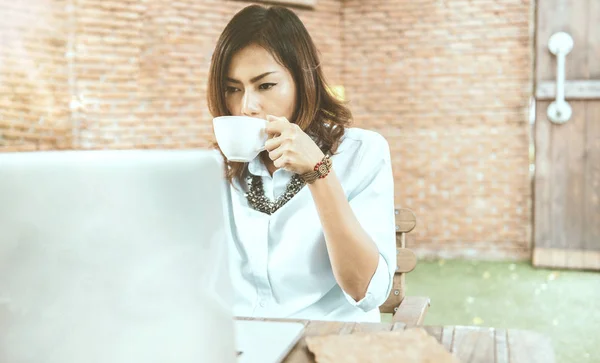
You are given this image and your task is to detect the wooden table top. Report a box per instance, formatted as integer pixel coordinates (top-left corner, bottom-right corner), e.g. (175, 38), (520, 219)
(237, 317), (555, 363)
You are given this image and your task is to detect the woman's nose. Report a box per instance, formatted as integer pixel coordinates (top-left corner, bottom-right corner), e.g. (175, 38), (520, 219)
(241, 91), (260, 117)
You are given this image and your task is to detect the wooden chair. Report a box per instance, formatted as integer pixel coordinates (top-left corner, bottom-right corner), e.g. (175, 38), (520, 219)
(379, 208), (430, 327)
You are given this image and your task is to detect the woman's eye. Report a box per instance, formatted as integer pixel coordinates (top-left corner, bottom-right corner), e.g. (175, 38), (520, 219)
(225, 86), (240, 93)
(259, 83), (276, 90)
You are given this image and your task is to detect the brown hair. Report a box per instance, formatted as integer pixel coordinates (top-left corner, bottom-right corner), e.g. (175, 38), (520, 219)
(207, 4), (352, 187)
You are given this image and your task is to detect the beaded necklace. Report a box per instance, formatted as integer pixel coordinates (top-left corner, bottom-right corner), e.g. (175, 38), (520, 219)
(244, 174), (306, 215)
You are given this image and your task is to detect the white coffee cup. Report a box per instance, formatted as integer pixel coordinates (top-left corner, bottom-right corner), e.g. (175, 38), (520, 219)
(212, 116), (268, 162)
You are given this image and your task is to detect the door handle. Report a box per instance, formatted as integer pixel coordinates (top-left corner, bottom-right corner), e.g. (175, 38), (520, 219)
(547, 32), (574, 124)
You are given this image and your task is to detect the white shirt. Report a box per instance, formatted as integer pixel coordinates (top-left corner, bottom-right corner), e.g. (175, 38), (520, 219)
(221, 127), (396, 322)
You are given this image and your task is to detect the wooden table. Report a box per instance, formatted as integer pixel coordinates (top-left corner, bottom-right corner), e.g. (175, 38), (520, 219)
(237, 317), (555, 363)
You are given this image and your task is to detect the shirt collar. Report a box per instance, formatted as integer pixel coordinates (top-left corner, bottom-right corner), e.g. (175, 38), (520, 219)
(248, 155), (271, 177)
(247, 154), (295, 181)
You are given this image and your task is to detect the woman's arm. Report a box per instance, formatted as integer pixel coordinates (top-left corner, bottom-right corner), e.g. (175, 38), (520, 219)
(264, 115), (390, 302)
(307, 170), (380, 301)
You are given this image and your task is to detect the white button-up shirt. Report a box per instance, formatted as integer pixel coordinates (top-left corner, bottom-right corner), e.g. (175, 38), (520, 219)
(222, 127), (396, 322)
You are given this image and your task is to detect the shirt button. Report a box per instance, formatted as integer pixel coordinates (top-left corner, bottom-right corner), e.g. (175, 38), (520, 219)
(259, 300), (266, 307)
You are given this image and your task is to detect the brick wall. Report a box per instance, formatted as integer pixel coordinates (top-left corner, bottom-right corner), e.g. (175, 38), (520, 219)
(71, 0), (342, 149)
(0, 0), (72, 151)
(0, 0), (342, 150)
(0, 0), (534, 259)
(343, 0), (534, 259)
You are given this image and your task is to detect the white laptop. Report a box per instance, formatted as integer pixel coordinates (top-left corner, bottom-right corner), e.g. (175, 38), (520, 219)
(0, 149), (304, 363)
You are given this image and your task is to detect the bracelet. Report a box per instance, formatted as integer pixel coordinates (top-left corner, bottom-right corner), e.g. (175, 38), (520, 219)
(300, 155), (332, 184)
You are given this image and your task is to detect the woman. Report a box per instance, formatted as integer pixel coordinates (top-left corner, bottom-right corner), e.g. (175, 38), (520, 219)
(207, 4), (396, 322)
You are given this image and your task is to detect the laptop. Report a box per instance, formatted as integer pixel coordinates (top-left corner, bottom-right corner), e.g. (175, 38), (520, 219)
(0, 149), (304, 363)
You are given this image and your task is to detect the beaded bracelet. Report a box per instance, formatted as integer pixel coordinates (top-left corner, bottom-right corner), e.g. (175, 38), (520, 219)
(300, 155), (332, 184)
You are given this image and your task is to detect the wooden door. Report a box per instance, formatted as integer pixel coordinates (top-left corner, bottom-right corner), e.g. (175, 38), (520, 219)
(533, 0), (600, 270)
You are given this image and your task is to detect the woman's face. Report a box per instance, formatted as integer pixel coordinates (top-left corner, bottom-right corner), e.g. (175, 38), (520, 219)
(225, 43), (297, 121)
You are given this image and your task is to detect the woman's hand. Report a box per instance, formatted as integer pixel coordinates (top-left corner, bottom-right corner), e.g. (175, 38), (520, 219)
(264, 115), (324, 174)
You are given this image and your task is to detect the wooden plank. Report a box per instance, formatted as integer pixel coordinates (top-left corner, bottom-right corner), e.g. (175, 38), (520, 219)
(534, 101), (553, 256)
(532, 248), (547, 268)
(565, 101), (587, 268)
(441, 326), (455, 353)
(495, 329), (509, 363)
(396, 248), (417, 273)
(451, 326), (495, 363)
(552, 249), (569, 269)
(534, 248), (568, 270)
(534, 0), (591, 272)
(548, 102), (587, 264)
(582, 251), (600, 271)
(351, 322), (393, 333)
(283, 320), (346, 363)
(391, 296), (430, 326)
(588, 0), (600, 78)
(584, 101), (600, 258)
(337, 322), (355, 335)
(565, 1), (590, 79)
(535, 0), (589, 80)
(395, 208), (417, 233)
(532, 248), (600, 270)
(391, 322), (407, 331)
(536, 80), (600, 100)
(379, 273), (404, 314)
(565, 249), (586, 269)
(583, 0), (600, 266)
(507, 329), (556, 363)
(548, 100), (567, 256)
(423, 326), (443, 344)
(535, 0), (558, 82)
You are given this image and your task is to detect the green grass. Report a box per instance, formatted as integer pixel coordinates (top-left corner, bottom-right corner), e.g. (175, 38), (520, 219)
(395, 260), (600, 363)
